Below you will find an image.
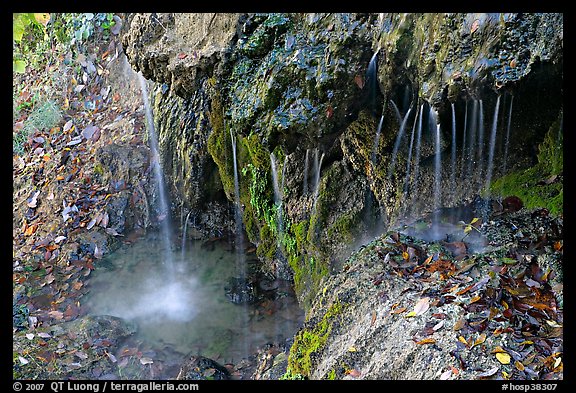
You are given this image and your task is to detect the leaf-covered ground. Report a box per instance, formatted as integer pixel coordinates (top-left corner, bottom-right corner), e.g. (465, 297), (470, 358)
(12, 20), (165, 379)
(284, 203), (563, 380)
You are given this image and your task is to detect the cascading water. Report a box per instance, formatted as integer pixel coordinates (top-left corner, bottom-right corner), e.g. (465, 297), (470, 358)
(430, 108), (442, 224)
(410, 104), (424, 209)
(270, 153), (284, 248)
(312, 149), (325, 212)
(460, 101), (469, 181)
(485, 95), (501, 195)
(387, 106), (413, 182)
(451, 103), (457, 194)
(230, 129), (245, 273)
(303, 149), (310, 195)
(137, 73), (175, 279)
(230, 129), (250, 359)
(403, 105), (419, 198)
(181, 210), (192, 263)
(465, 100), (479, 181)
(502, 95), (514, 174)
(476, 99), (485, 188)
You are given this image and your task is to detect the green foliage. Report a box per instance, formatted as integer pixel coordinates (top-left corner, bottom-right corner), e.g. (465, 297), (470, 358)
(14, 100), (62, 155)
(490, 113), (563, 216)
(286, 301), (345, 377)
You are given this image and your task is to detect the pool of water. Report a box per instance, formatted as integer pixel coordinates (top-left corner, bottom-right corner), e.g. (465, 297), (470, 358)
(84, 232), (304, 369)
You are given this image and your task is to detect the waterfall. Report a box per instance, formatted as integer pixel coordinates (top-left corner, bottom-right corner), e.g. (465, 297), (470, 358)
(430, 107), (442, 223)
(230, 129), (245, 274)
(502, 95), (514, 174)
(460, 101), (468, 181)
(366, 49), (380, 113)
(403, 105), (419, 198)
(410, 104), (424, 209)
(270, 153), (284, 247)
(465, 100), (479, 181)
(485, 95), (501, 194)
(371, 114), (385, 167)
(387, 106), (413, 181)
(390, 99), (403, 125)
(450, 103), (457, 195)
(181, 210), (192, 263)
(137, 73), (175, 279)
(476, 99), (485, 187)
(312, 149), (325, 211)
(303, 149), (310, 195)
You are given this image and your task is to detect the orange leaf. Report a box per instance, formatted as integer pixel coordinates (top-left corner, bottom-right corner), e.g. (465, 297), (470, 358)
(515, 361), (525, 371)
(24, 223), (38, 236)
(453, 317), (465, 331)
(458, 336), (469, 347)
(391, 307), (407, 315)
(73, 281), (83, 290)
(416, 338), (436, 345)
(423, 255), (433, 265)
(345, 369), (361, 378)
(456, 283), (475, 295)
(450, 366), (459, 375)
(469, 295), (481, 304)
(354, 75), (364, 89)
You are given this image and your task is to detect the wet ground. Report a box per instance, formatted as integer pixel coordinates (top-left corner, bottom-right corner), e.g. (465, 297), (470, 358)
(83, 232), (304, 378)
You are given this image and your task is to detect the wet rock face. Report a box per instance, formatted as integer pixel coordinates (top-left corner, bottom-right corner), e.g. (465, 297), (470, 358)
(225, 277), (257, 304)
(122, 13), (562, 311)
(177, 355), (230, 380)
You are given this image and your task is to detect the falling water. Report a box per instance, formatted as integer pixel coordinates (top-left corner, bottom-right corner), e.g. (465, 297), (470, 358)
(366, 49), (380, 113)
(137, 73), (175, 279)
(465, 100), (479, 180)
(230, 129), (245, 272)
(460, 101), (469, 180)
(312, 149), (325, 211)
(476, 99), (485, 186)
(484, 95), (501, 193)
(390, 99), (403, 124)
(502, 95), (514, 174)
(230, 129), (249, 359)
(371, 114), (385, 166)
(270, 153), (284, 247)
(387, 106), (413, 181)
(181, 210), (192, 262)
(450, 103), (457, 194)
(410, 104), (424, 208)
(430, 107), (442, 223)
(403, 106), (419, 197)
(303, 149), (310, 195)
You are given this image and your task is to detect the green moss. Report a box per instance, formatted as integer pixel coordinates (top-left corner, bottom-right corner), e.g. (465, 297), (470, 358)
(207, 96), (235, 200)
(327, 212), (360, 244)
(286, 300), (345, 378)
(326, 368), (337, 380)
(490, 112), (563, 216)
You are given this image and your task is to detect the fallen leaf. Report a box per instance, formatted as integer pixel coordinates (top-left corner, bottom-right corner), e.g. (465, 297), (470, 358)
(81, 125), (98, 140)
(391, 307), (407, 315)
(491, 346), (507, 354)
(515, 361), (525, 371)
(545, 320), (562, 328)
(416, 338), (436, 345)
(140, 357), (153, 365)
(26, 333), (35, 340)
(38, 332), (52, 339)
(106, 352), (117, 363)
(496, 352), (511, 365)
(348, 346), (357, 352)
(433, 320), (445, 331)
(48, 310), (64, 320)
(453, 317), (465, 331)
(54, 236), (66, 244)
(471, 19), (480, 34)
(473, 333), (487, 347)
(24, 224), (38, 236)
(354, 75), (364, 89)
(440, 369), (452, 380)
(345, 369), (361, 378)
(177, 53), (187, 59)
(27, 191), (40, 208)
(477, 366), (499, 378)
(413, 297), (430, 316)
(19, 356), (29, 365)
(63, 120), (74, 132)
